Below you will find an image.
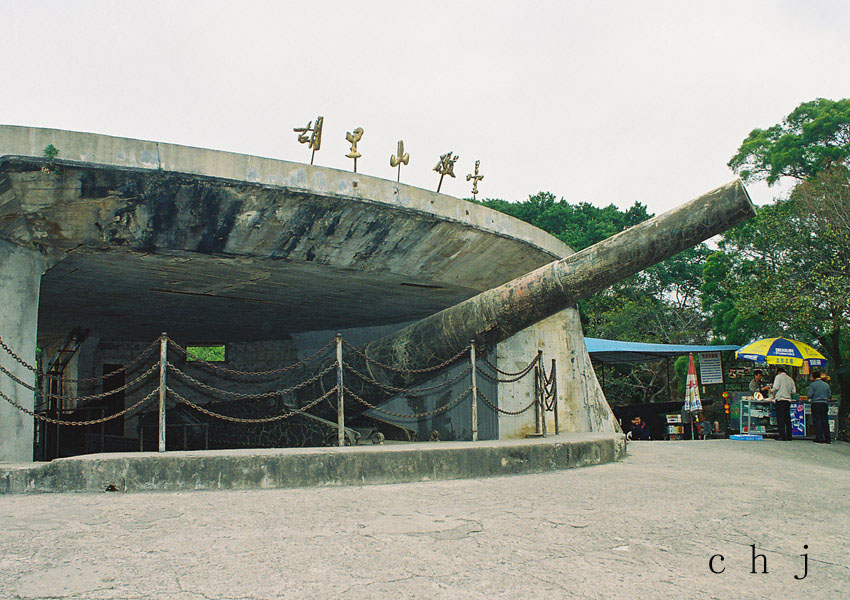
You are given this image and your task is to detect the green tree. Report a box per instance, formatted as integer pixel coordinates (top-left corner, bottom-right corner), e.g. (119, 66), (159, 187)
(478, 192), (650, 251)
(721, 164), (850, 438)
(729, 98), (850, 185)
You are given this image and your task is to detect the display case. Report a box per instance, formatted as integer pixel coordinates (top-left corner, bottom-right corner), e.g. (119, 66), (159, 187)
(737, 396), (839, 438)
(739, 397), (776, 435)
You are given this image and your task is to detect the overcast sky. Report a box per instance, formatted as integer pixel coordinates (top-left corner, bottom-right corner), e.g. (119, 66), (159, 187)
(2, 0), (849, 214)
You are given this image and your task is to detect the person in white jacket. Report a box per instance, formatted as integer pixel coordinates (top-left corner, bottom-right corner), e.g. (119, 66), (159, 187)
(771, 367), (796, 441)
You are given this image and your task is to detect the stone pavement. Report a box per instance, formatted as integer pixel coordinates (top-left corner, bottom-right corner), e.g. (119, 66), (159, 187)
(1, 440), (848, 599)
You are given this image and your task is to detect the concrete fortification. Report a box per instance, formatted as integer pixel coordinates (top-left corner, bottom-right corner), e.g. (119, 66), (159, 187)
(0, 125), (753, 463)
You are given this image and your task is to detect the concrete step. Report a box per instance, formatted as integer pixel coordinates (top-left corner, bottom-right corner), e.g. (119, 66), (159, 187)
(0, 432), (625, 494)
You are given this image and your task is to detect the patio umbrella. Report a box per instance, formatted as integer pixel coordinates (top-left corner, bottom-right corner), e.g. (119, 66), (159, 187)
(735, 337), (827, 368)
(684, 353), (702, 439)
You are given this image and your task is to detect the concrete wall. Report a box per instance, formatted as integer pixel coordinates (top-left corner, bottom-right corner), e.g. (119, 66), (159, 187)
(0, 125), (569, 260)
(496, 308), (619, 438)
(0, 240), (43, 462)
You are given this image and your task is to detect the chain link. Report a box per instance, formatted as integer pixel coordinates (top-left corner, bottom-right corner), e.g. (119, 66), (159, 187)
(344, 385), (471, 419)
(478, 389), (537, 416)
(343, 362), (472, 395)
(1, 361), (159, 401)
(166, 361), (334, 399)
(0, 386), (159, 425)
(47, 341), (159, 382)
(167, 337), (335, 377)
(0, 335), (158, 383)
(342, 340), (469, 375)
(0, 334), (39, 373)
(479, 353), (540, 377)
(476, 363), (537, 384)
(169, 385), (337, 423)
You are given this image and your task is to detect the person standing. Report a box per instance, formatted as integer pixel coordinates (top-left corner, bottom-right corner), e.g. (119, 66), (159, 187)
(808, 371), (832, 444)
(771, 367), (796, 441)
(749, 369), (771, 399)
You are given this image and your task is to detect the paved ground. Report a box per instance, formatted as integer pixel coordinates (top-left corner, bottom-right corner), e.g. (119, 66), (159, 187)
(1, 439), (848, 600)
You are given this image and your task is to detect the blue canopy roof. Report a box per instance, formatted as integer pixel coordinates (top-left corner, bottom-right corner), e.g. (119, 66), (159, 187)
(585, 338), (739, 364)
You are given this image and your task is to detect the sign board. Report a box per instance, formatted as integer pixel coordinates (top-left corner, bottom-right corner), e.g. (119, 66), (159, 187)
(699, 351), (724, 385)
(791, 403), (806, 437)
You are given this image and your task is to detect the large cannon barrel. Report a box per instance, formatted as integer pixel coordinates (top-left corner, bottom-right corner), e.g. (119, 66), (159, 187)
(359, 179), (754, 376)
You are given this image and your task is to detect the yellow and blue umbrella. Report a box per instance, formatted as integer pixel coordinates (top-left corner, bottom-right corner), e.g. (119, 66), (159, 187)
(735, 337), (827, 368)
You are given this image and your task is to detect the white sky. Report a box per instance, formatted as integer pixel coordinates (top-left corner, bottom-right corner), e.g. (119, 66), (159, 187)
(2, 0), (849, 214)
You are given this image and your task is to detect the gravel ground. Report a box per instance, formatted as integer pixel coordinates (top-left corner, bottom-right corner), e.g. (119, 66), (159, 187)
(1, 439), (848, 599)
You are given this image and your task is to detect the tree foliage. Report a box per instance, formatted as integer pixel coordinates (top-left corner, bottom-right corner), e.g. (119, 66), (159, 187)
(479, 192), (650, 251)
(728, 98), (850, 185)
(728, 99), (850, 439)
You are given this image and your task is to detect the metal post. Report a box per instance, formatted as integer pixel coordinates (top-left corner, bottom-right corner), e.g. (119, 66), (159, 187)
(336, 334), (345, 447)
(470, 340), (478, 442)
(534, 364), (541, 436)
(537, 350), (546, 437)
(158, 332), (167, 453)
(552, 359), (559, 435)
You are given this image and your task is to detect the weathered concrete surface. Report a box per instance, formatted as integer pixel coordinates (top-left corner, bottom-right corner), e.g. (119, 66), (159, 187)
(358, 180), (754, 377)
(0, 240), (42, 462)
(497, 308), (617, 438)
(0, 124), (570, 343)
(0, 124), (567, 258)
(0, 440), (847, 599)
(0, 433), (624, 494)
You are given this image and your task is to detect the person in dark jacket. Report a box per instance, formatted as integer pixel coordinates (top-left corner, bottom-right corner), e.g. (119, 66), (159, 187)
(627, 416), (651, 440)
(808, 371), (832, 444)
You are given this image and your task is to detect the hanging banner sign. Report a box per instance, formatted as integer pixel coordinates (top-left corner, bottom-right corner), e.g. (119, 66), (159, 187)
(699, 351), (724, 385)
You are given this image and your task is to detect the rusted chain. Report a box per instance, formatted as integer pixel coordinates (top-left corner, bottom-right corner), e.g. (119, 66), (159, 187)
(479, 353), (540, 377)
(1, 362), (159, 401)
(478, 389), (537, 416)
(0, 335), (158, 382)
(166, 362), (335, 399)
(45, 341), (159, 382)
(168, 385), (336, 423)
(167, 337), (335, 377)
(343, 362), (472, 394)
(342, 340), (469, 375)
(0, 386), (159, 425)
(475, 364), (537, 384)
(344, 385), (471, 419)
(0, 334), (39, 373)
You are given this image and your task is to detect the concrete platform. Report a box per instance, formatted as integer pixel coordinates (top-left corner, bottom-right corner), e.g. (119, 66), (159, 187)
(0, 432), (625, 494)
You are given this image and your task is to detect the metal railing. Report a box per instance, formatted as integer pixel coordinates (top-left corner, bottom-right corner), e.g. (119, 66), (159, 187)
(1, 331), (559, 455)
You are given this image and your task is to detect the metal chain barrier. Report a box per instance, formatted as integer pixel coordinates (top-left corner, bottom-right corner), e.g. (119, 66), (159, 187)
(479, 353), (540, 378)
(0, 386), (159, 425)
(0, 335), (158, 382)
(168, 385), (337, 423)
(540, 362), (557, 411)
(478, 389), (538, 416)
(342, 339), (469, 375)
(344, 384), (471, 419)
(476, 359), (538, 384)
(166, 361), (335, 399)
(343, 361), (472, 395)
(1, 361), (159, 401)
(0, 334), (40, 373)
(46, 341), (159, 383)
(167, 337), (335, 377)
